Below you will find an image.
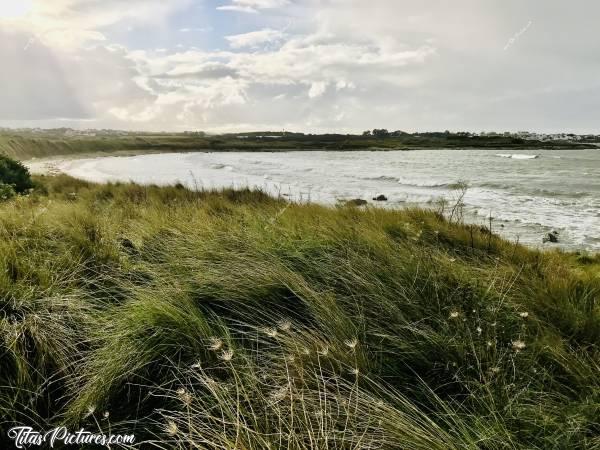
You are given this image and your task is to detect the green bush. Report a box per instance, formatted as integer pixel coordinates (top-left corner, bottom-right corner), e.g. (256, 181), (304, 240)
(0, 183), (16, 201)
(0, 154), (33, 193)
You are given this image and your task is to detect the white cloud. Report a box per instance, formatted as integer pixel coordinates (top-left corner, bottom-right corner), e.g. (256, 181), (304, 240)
(225, 29), (284, 49)
(217, 0), (289, 14)
(308, 81), (327, 98)
(2, 0), (600, 133)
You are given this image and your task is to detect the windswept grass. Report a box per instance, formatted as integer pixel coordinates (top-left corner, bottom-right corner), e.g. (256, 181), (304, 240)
(0, 174), (598, 448)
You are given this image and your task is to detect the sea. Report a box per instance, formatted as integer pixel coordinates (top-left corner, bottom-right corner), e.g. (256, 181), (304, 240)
(28, 149), (600, 252)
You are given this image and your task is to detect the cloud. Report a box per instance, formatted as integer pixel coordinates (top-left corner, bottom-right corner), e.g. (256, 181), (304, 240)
(308, 81), (327, 98)
(2, 0), (600, 133)
(217, 0), (289, 14)
(225, 29), (285, 49)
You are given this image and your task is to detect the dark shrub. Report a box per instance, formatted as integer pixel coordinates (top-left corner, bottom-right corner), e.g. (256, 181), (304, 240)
(0, 155), (33, 193)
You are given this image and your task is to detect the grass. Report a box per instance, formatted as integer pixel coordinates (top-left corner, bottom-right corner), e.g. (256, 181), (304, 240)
(0, 174), (598, 448)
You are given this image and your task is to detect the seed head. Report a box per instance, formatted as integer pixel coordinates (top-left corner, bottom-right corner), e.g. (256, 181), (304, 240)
(317, 346), (329, 357)
(512, 340), (526, 351)
(165, 420), (179, 436)
(278, 320), (292, 332)
(219, 349), (234, 361)
(208, 337), (223, 351)
(344, 338), (359, 350)
(263, 327), (278, 338)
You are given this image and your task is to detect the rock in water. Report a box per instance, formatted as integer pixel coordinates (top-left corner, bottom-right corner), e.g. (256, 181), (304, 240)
(543, 231), (559, 243)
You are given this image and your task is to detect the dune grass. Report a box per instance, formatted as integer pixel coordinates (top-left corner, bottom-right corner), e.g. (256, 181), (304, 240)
(0, 174), (598, 448)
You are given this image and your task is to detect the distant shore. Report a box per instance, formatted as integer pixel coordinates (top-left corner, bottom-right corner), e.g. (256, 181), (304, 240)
(3, 130), (597, 161)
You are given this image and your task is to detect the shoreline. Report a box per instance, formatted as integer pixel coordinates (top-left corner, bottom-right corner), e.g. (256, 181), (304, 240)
(26, 150), (600, 255)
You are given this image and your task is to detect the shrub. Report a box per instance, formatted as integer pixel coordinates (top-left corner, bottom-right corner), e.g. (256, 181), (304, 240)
(0, 183), (16, 201)
(0, 154), (33, 194)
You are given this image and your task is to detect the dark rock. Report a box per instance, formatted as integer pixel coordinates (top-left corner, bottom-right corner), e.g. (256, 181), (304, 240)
(373, 194), (388, 201)
(542, 231), (559, 244)
(346, 198), (368, 207)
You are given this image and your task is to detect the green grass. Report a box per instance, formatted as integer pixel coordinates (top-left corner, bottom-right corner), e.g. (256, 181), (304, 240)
(0, 174), (598, 448)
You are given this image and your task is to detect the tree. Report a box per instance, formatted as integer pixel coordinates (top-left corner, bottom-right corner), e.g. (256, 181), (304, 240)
(0, 155), (33, 194)
(372, 129), (390, 138)
(362, 130), (372, 136)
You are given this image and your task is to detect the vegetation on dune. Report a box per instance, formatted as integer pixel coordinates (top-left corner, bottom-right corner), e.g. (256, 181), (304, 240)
(0, 154), (33, 197)
(1, 129), (596, 161)
(0, 172), (598, 448)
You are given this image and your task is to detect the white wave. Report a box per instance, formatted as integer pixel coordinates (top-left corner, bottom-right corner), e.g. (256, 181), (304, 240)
(495, 153), (540, 160)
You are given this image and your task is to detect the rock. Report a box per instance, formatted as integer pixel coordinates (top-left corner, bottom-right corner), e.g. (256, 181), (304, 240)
(542, 231), (559, 243)
(373, 194), (388, 201)
(346, 198), (368, 207)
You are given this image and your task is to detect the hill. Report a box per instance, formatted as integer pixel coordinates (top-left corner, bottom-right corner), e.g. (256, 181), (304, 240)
(0, 174), (598, 448)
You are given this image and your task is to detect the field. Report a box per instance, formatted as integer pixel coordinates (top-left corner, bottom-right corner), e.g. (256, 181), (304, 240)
(0, 173), (598, 448)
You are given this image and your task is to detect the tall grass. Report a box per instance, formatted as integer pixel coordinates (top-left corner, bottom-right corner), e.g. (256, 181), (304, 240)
(0, 174), (598, 448)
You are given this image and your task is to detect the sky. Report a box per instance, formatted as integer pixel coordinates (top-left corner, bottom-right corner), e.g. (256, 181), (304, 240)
(0, 0), (599, 134)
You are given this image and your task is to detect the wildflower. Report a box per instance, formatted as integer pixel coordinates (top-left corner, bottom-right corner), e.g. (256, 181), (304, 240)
(519, 312), (529, 318)
(449, 258), (456, 262)
(278, 320), (292, 332)
(349, 367), (360, 376)
(449, 311), (460, 319)
(219, 350), (234, 361)
(103, 411), (110, 419)
(165, 420), (178, 436)
(208, 337), (223, 351)
(191, 361), (202, 369)
(487, 341), (493, 347)
(512, 340), (526, 351)
(263, 327), (278, 338)
(476, 326), (482, 335)
(344, 338), (359, 350)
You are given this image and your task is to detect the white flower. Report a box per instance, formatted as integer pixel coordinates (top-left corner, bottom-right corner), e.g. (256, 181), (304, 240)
(219, 350), (234, 361)
(349, 368), (360, 376)
(476, 326), (482, 335)
(344, 338), (358, 350)
(487, 341), (493, 347)
(519, 312), (529, 318)
(449, 311), (460, 319)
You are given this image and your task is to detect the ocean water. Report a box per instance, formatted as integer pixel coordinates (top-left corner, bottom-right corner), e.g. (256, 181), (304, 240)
(28, 149), (600, 251)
